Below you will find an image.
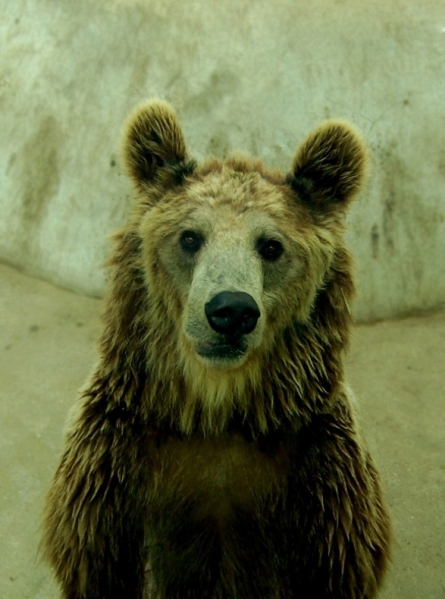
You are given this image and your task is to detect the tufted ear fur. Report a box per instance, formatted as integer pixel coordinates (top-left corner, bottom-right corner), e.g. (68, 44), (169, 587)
(288, 121), (368, 212)
(122, 99), (194, 190)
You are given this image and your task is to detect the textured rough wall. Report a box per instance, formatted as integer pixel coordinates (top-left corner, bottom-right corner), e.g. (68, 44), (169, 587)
(1, 0), (444, 321)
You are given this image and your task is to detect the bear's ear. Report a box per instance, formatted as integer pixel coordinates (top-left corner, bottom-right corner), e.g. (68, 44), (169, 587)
(122, 100), (193, 190)
(288, 121), (368, 212)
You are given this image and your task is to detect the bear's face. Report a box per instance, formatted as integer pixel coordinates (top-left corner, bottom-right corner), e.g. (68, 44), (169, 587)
(139, 168), (334, 372)
(122, 101), (367, 377)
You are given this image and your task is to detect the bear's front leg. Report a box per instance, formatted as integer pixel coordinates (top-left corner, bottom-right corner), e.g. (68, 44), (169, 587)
(42, 395), (150, 599)
(287, 409), (391, 599)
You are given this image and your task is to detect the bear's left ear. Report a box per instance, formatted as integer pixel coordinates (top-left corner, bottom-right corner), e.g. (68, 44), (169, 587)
(122, 99), (194, 190)
(288, 121), (368, 212)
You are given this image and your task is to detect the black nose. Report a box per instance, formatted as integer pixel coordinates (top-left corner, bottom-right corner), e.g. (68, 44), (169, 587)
(205, 291), (261, 336)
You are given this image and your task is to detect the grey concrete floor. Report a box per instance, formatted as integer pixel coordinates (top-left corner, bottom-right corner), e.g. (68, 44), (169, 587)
(0, 262), (444, 599)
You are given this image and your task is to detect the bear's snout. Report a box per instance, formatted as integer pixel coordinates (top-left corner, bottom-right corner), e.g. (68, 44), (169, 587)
(205, 291), (260, 337)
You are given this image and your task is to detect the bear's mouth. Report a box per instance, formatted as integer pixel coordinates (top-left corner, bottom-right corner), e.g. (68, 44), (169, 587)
(196, 338), (247, 361)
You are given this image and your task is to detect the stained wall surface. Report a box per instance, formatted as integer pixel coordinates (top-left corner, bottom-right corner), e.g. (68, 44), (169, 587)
(1, 0), (444, 321)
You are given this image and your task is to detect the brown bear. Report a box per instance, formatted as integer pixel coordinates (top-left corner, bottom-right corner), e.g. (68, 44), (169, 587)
(42, 100), (391, 599)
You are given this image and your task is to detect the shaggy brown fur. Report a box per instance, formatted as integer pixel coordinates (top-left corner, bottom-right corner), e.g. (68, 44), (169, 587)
(42, 100), (391, 599)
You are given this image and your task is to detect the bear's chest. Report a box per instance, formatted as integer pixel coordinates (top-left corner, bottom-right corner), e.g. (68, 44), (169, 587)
(148, 432), (291, 523)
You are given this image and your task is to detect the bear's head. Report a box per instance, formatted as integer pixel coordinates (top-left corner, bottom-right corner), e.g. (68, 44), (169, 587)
(111, 100), (367, 433)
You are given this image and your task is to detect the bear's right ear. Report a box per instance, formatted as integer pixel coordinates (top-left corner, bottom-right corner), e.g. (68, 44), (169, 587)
(122, 100), (193, 190)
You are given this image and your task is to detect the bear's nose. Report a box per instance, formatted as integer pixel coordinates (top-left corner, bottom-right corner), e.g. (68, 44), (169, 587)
(205, 291), (261, 337)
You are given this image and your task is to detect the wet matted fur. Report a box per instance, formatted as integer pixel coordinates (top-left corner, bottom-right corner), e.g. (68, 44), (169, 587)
(42, 100), (391, 599)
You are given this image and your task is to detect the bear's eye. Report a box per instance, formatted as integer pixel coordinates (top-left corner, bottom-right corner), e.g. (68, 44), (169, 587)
(180, 230), (202, 253)
(258, 239), (284, 261)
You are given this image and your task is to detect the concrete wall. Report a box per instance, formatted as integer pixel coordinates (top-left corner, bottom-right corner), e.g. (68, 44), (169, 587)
(1, 0), (444, 321)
